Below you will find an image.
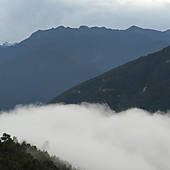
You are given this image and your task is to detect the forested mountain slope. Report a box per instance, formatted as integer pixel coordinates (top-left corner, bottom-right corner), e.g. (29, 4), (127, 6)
(0, 133), (77, 170)
(51, 46), (170, 112)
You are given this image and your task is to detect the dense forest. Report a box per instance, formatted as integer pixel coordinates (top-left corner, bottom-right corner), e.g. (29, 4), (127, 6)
(0, 133), (78, 170)
(51, 46), (170, 113)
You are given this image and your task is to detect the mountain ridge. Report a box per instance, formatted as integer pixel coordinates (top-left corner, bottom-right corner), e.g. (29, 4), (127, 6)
(24, 25), (170, 38)
(50, 46), (170, 112)
(1, 25), (170, 109)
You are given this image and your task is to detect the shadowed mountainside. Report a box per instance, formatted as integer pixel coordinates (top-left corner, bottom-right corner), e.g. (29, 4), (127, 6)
(1, 25), (170, 109)
(51, 46), (170, 112)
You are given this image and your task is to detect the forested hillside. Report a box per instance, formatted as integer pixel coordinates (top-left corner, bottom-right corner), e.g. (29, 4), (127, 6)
(51, 46), (170, 112)
(0, 133), (77, 170)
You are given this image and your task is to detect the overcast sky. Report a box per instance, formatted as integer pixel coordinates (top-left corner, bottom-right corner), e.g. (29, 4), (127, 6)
(1, 0), (170, 44)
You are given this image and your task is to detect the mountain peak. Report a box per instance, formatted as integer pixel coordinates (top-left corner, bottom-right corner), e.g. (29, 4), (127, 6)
(79, 25), (89, 30)
(127, 25), (144, 31)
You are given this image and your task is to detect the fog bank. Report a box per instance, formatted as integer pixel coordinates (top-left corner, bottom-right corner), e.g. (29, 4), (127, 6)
(0, 104), (170, 170)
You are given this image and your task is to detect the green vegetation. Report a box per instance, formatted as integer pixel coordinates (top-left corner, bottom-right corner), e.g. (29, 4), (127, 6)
(51, 46), (170, 113)
(0, 133), (78, 170)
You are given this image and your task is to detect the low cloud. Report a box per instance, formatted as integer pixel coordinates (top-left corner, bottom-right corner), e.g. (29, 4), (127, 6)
(0, 103), (170, 170)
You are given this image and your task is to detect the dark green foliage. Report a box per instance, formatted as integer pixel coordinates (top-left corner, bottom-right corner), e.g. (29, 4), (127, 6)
(0, 133), (77, 170)
(51, 46), (170, 113)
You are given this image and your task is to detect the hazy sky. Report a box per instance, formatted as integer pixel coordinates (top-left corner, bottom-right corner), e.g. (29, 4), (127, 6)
(1, 0), (170, 43)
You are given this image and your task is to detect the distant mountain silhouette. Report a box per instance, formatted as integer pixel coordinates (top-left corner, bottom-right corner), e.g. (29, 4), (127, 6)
(0, 42), (17, 47)
(51, 46), (170, 112)
(1, 25), (170, 109)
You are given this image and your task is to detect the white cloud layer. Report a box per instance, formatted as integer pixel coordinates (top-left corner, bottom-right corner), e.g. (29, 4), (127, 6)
(0, 0), (170, 44)
(0, 104), (170, 170)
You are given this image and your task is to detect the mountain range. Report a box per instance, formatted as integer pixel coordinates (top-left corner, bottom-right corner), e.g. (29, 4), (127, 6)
(51, 46), (170, 112)
(1, 25), (170, 109)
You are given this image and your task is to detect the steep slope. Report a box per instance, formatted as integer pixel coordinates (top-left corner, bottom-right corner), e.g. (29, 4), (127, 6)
(1, 25), (170, 109)
(51, 46), (170, 112)
(0, 133), (77, 170)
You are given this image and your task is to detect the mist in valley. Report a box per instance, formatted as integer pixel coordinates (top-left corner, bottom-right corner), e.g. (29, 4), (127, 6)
(0, 103), (170, 170)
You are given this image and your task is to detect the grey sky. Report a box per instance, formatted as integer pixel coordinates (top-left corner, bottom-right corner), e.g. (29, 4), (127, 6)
(0, 0), (170, 44)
